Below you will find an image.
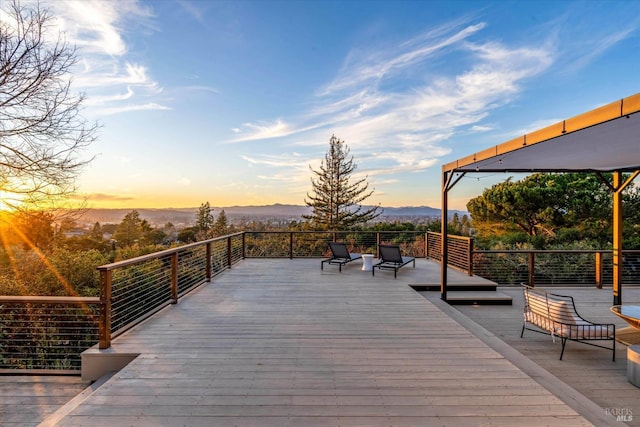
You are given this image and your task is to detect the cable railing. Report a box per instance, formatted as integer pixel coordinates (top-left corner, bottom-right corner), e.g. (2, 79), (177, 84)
(243, 230), (427, 258)
(4, 229), (640, 373)
(98, 233), (245, 349)
(472, 249), (640, 287)
(0, 296), (100, 372)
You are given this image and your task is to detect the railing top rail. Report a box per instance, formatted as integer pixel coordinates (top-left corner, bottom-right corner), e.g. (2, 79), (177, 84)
(426, 231), (473, 242)
(473, 249), (632, 254)
(97, 232), (245, 271)
(245, 230), (426, 234)
(0, 295), (101, 304)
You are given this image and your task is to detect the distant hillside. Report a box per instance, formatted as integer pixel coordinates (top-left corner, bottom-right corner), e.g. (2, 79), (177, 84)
(73, 204), (467, 226)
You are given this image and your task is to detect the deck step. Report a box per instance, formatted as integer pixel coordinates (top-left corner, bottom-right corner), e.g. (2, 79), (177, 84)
(444, 291), (513, 305)
(410, 283), (497, 292)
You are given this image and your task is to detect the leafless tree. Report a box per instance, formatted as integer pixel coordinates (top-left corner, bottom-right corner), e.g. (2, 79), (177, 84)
(0, 0), (98, 210)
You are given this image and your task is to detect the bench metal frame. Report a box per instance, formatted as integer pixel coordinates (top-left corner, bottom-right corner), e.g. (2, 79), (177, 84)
(521, 285), (616, 361)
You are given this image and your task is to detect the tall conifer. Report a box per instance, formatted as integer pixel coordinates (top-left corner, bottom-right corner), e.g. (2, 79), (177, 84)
(304, 135), (382, 229)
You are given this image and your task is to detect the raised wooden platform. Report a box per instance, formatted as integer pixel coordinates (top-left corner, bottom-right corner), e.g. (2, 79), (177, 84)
(444, 290), (514, 305)
(43, 259), (598, 426)
(409, 283), (513, 305)
(410, 283), (498, 292)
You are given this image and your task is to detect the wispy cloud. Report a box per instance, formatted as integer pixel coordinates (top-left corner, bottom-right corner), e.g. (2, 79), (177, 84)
(95, 102), (172, 116)
(543, 6), (640, 74)
(563, 25), (638, 73)
(241, 153), (309, 172)
(233, 17), (556, 192)
(230, 17), (553, 191)
(180, 85), (221, 94)
(229, 120), (324, 143)
(234, 120), (291, 141)
(32, 0), (167, 116)
(177, 0), (206, 23)
(469, 125), (494, 133)
(319, 22), (487, 96)
(82, 193), (136, 202)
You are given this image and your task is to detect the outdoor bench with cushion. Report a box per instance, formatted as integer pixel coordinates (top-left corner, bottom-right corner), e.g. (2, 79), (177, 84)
(521, 285), (616, 361)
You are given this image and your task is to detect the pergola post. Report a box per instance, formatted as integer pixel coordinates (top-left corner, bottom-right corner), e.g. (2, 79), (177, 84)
(441, 170), (449, 301)
(598, 170), (639, 305)
(440, 171), (465, 302)
(612, 172), (623, 305)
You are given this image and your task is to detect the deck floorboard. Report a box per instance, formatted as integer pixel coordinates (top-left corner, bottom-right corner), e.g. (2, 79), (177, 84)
(39, 259), (608, 426)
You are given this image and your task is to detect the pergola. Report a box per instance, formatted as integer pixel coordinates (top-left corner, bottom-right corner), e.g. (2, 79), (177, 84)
(441, 93), (640, 304)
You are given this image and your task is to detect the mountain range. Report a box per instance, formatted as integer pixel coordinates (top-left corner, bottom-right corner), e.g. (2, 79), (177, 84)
(74, 204), (468, 226)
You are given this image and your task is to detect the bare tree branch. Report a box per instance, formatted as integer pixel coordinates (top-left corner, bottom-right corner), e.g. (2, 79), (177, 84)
(0, 0), (98, 210)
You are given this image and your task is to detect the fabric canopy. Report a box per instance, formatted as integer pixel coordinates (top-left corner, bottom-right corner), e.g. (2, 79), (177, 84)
(443, 93), (640, 174)
(440, 93), (640, 305)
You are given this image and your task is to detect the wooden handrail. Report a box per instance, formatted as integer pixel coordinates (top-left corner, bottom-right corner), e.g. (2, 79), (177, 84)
(0, 295), (101, 304)
(97, 232), (245, 271)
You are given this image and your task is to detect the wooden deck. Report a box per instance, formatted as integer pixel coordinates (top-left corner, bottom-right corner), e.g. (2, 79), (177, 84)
(449, 286), (640, 427)
(30, 258), (624, 426)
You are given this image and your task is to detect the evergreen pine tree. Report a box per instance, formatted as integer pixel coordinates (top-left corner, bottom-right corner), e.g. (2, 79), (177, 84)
(213, 210), (228, 236)
(304, 135), (382, 229)
(196, 202), (214, 239)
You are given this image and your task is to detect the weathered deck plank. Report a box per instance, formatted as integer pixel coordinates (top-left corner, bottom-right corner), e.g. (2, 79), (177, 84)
(42, 259), (604, 426)
(450, 286), (640, 427)
(0, 376), (89, 425)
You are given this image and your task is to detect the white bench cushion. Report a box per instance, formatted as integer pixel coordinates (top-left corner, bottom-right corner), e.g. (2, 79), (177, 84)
(525, 290), (613, 339)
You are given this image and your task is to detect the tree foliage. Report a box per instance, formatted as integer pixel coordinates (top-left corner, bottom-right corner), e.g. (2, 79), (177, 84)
(304, 135), (382, 229)
(113, 210), (155, 246)
(0, 0), (98, 209)
(467, 173), (640, 249)
(213, 209), (228, 236)
(195, 201), (214, 239)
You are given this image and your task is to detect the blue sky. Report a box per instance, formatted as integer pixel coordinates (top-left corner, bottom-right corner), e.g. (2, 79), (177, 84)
(19, 0), (640, 210)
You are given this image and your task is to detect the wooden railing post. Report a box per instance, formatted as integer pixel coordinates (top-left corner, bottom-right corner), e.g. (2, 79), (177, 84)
(227, 236), (232, 268)
(528, 252), (535, 287)
(98, 269), (112, 349)
(424, 232), (429, 259)
(289, 232), (294, 259)
(595, 251), (603, 289)
(171, 253), (178, 303)
(206, 242), (212, 282)
(242, 232), (246, 258)
(376, 232), (381, 258)
(467, 237), (474, 276)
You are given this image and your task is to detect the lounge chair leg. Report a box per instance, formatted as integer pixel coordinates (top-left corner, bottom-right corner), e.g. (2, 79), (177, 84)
(520, 324), (525, 338)
(560, 338), (567, 360)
